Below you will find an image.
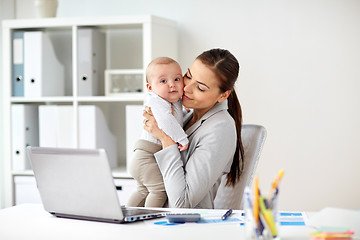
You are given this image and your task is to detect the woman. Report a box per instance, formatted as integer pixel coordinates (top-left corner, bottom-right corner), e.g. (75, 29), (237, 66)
(143, 48), (244, 208)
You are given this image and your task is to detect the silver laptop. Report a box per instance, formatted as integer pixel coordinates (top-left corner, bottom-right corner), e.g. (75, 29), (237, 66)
(26, 146), (168, 223)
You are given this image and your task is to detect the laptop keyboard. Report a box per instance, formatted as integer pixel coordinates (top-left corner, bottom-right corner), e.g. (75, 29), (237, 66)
(122, 207), (164, 217)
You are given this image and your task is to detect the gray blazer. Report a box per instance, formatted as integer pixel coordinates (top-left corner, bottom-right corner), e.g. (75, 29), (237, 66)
(154, 100), (236, 208)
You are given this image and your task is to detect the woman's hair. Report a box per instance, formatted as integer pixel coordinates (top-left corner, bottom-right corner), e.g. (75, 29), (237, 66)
(196, 48), (244, 187)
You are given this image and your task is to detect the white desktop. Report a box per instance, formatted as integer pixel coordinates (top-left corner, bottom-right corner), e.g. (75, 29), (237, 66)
(0, 204), (313, 240)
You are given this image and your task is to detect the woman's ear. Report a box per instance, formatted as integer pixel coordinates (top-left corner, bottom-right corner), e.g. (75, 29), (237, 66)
(217, 90), (231, 103)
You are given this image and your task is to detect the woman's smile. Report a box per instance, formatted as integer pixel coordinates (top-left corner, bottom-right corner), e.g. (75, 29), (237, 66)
(182, 93), (192, 101)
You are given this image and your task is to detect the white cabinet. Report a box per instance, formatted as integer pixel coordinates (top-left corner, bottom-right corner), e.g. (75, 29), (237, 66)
(14, 176), (42, 205)
(114, 178), (137, 205)
(14, 176), (137, 206)
(2, 15), (177, 207)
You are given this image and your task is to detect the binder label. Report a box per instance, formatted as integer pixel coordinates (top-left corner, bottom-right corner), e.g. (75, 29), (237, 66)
(13, 38), (24, 64)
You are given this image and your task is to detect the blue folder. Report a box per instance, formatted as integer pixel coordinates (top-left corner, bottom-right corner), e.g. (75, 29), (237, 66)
(12, 31), (24, 97)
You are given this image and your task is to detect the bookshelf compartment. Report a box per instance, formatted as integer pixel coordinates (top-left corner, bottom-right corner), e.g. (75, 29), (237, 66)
(2, 15), (177, 207)
(11, 28), (72, 98)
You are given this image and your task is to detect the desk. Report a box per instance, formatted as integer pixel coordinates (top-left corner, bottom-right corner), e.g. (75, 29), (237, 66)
(0, 204), (313, 240)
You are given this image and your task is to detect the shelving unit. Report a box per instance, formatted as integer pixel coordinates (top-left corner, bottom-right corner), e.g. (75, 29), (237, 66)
(2, 15), (178, 207)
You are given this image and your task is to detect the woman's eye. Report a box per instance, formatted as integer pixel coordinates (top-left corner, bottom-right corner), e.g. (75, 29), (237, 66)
(184, 73), (191, 79)
(197, 85), (205, 92)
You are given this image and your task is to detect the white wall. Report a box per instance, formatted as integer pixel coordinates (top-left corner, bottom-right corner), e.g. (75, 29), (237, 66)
(56, 0), (360, 211)
(2, 0), (360, 211)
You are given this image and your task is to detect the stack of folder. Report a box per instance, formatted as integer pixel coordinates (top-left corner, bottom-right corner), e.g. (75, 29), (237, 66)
(38, 105), (118, 169)
(12, 28), (106, 97)
(12, 31), (65, 97)
(11, 105), (118, 170)
(11, 104), (39, 171)
(77, 28), (106, 96)
(10, 27), (112, 171)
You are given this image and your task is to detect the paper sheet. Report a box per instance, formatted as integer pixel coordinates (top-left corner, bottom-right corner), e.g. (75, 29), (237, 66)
(308, 207), (360, 239)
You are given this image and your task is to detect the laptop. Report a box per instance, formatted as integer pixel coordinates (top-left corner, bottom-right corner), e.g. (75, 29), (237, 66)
(26, 146), (168, 223)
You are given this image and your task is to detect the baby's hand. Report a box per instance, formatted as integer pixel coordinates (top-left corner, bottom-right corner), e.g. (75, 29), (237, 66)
(178, 143), (189, 151)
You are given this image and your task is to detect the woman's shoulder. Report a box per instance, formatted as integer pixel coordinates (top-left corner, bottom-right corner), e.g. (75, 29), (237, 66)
(189, 109), (236, 157)
(198, 109), (236, 140)
(204, 109), (235, 127)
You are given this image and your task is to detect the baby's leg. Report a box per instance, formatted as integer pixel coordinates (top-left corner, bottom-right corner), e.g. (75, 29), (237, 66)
(144, 185), (167, 208)
(126, 183), (148, 207)
(143, 163), (167, 207)
(128, 140), (165, 207)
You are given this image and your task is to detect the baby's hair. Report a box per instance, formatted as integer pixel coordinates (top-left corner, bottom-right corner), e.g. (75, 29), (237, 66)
(146, 57), (179, 83)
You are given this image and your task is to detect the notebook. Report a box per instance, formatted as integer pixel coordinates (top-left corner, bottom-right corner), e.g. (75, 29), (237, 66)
(26, 146), (168, 223)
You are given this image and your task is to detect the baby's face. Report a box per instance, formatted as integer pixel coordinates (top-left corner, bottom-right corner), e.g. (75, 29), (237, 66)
(147, 62), (184, 103)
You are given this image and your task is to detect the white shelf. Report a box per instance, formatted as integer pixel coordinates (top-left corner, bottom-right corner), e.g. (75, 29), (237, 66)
(2, 15), (177, 29)
(11, 170), (35, 176)
(11, 97), (75, 103)
(10, 94), (145, 103)
(12, 167), (131, 179)
(2, 15), (177, 207)
(77, 94), (145, 102)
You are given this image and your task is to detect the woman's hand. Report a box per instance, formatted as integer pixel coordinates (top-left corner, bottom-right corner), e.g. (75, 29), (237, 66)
(143, 106), (163, 140)
(143, 106), (176, 149)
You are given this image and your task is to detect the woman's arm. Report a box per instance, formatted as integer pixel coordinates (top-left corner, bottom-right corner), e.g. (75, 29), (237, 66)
(143, 106), (236, 208)
(155, 112), (237, 208)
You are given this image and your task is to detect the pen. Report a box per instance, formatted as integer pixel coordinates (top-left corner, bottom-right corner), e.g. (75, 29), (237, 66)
(268, 170), (284, 199)
(259, 196), (277, 237)
(244, 186), (253, 208)
(268, 188), (279, 209)
(221, 209), (233, 220)
(253, 176), (260, 227)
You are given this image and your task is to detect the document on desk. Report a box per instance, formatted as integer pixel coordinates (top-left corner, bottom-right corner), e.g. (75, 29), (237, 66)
(279, 212), (307, 226)
(308, 207), (360, 239)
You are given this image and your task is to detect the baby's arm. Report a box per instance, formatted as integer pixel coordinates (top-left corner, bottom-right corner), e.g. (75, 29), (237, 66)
(148, 97), (188, 150)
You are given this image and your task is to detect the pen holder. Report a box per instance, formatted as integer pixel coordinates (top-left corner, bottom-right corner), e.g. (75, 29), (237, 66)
(243, 187), (280, 240)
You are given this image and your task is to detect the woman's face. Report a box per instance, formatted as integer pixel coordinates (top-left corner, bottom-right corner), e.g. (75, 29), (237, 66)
(182, 59), (228, 116)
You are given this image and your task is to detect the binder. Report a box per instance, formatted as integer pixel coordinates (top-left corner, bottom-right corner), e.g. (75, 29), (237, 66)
(24, 31), (65, 97)
(39, 105), (74, 148)
(12, 31), (25, 97)
(79, 105), (117, 168)
(77, 28), (106, 96)
(57, 106), (75, 148)
(11, 104), (39, 171)
(39, 105), (117, 168)
(125, 105), (144, 172)
(39, 105), (59, 147)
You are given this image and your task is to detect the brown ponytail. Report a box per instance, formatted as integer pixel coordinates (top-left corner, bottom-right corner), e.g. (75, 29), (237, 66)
(197, 49), (244, 187)
(226, 90), (244, 186)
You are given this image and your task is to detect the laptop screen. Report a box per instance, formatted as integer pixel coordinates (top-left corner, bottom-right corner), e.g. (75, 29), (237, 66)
(27, 147), (125, 221)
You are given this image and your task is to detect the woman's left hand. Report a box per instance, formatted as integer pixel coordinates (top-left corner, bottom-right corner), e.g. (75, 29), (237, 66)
(143, 106), (176, 149)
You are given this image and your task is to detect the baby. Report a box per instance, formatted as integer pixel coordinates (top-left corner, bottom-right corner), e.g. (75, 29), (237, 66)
(127, 57), (188, 207)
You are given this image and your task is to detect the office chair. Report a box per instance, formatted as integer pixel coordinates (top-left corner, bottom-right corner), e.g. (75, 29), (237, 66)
(214, 124), (267, 210)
